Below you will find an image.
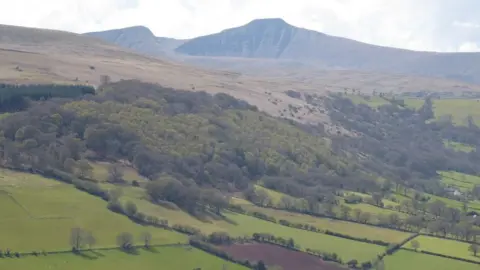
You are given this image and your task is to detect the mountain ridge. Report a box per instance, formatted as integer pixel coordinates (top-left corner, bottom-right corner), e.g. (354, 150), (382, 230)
(85, 18), (480, 84)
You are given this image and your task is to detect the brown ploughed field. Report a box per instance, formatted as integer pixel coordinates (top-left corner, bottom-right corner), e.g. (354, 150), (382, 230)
(221, 243), (346, 270)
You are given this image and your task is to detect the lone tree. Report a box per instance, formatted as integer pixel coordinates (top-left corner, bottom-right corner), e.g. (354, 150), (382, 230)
(76, 159), (93, 179)
(410, 240), (420, 251)
(117, 232), (134, 250)
(70, 228), (85, 252)
(125, 201), (138, 217)
(469, 243), (479, 256)
(140, 231), (153, 248)
(108, 164), (125, 183)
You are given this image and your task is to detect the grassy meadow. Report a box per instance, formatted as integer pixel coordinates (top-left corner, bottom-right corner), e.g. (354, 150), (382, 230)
(404, 236), (480, 262)
(0, 169), (185, 252)
(90, 162), (147, 184)
(443, 140), (475, 152)
(384, 250), (479, 270)
(238, 204), (412, 243)
(0, 246), (248, 270)
(349, 95), (391, 108)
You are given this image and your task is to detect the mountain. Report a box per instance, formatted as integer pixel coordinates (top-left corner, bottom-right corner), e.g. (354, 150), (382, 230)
(0, 24), (336, 124)
(175, 18), (480, 83)
(85, 26), (186, 58)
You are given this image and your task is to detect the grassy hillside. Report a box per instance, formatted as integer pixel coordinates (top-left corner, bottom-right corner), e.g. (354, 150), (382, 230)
(385, 250), (479, 270)
(0, 169), (185, 252)
(0, 246), (248, 270)
(224, 212), (384, 262)
(237, 203), (411, 243)
(404, 236), (480, 262)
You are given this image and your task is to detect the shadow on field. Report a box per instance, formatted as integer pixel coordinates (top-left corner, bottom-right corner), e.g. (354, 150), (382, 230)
(120, 247), (140, 256)
(90, 250), (105, 257)
(74, 251), (98, 260)
(194, 210), (238, 226)
(143, 246), (160, 253)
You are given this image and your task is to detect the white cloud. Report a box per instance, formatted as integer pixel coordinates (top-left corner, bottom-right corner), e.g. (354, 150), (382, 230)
(459, 42), (480, 52)
(0, 0), (480, 52)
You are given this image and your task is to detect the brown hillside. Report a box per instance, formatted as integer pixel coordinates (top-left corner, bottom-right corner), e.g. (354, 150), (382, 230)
(0, 24), (328, 123)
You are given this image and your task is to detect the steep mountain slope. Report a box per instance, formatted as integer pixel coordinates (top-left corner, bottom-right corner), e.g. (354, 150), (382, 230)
(175, 18), (480, 83)
(86, 26), (186, 57)
(85, 19), (479, 93)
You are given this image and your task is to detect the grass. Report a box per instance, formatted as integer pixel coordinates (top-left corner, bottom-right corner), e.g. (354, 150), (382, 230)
(403, 98), (425, 110)
(0, 169), (185, 252)
(0, 113), (10, 120)
(384, 249), (479, 270)
(254, 185), (296, 205)
(343, 191), (400, 208)
(239, 204), (412, 243)
(349, 95), (391, 108)
(90, 162), (147, 184)
(432, 99), (480, 126)
(443, 140), (475, 152)
(224, 212), (384, 262)
(0, 246), (248, 270)
(404, 236), (480, 262)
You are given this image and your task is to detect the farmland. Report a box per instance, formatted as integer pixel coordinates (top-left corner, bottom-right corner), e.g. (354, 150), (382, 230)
(224, 212), (385, 262)
(0, 169), (185, 252)
(221, 243), (345, 270)
(443, 140), (475, 152)
(0, 246), (248, 270)
(350, 95), (480, 126)
(349, 95), (391, 108)
(90, 162), (147, 184)
(384, 250), (479, 270)
(403, 236), (480, 262)
(239, 204), (412, 243)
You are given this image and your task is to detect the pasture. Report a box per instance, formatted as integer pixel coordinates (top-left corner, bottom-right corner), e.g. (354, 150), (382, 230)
(443, 140), (475, 153)
(0, 246), (248, 270)
(349, 95), (391, 108)
(432, 99), (480, 126)
(404, 236), (480, 262)
(384, 249), (479, 270)
(240, 204), (412, 243)
(224, 212), (385, 262)
(254, 185), (296, 206)
(91, 162), (147, 184)
(0, 169), (185, 252)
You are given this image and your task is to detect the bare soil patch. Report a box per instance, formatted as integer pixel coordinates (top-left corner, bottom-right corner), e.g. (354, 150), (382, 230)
(221, 243), (346, 270)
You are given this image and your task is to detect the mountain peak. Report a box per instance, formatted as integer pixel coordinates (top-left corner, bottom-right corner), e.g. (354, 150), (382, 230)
(246, 18), (290, 27)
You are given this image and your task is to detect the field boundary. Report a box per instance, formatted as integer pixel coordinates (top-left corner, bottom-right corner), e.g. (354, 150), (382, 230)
(237, 209), (396, 247)
(7, 243), (190, 258)
(399, 247), (480, 265)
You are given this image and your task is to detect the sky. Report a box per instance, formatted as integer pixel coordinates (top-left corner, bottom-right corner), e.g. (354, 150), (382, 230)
(1, 0), (480, 52)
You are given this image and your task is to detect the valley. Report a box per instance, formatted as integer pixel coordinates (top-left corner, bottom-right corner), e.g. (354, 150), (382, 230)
(1, 15), (480, 270)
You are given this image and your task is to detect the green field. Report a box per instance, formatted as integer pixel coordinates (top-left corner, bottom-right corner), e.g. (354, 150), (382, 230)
(0, 169), (185, 252)
(432, 99), (480, 126)
(384, 250), (479, 270)
(224, 212), (384, 262)
(443, 140), (475, 152)
(403, 98), (425, 110)
(349, 95), (391, 108)
(254, 185), (296, 206)
(91, 162), (147, 184)
(240, 204), (412, 243)
(0, 246), (248, 270)
(404, 236), (480, 262)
